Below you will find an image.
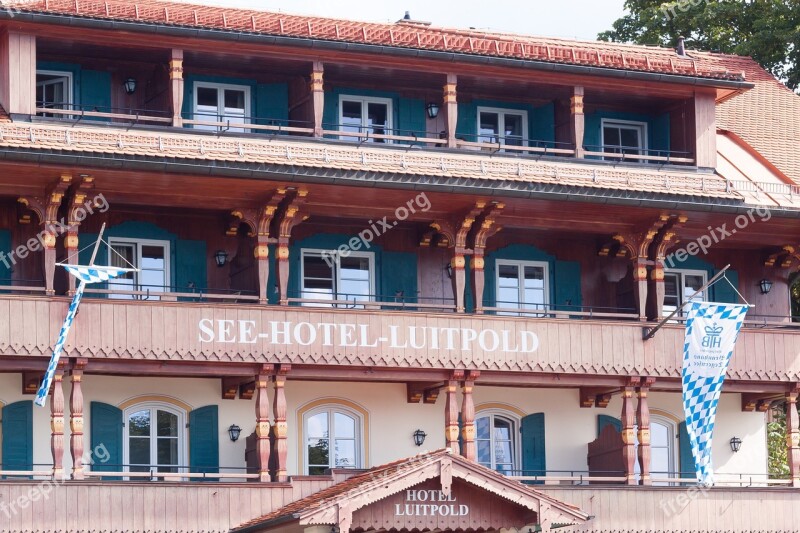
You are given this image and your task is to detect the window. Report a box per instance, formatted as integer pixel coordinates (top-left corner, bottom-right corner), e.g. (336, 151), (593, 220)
(601, 119), (647, 160)
(338, 95), (392, 143)
(496, 260), (549, 314)
(633, 415), (678, 485)
(36, 70), (72, 117)
(304, 407), (362, 474)
(478, 107), (528, 149)
(193, 82), (250, 132)
(476, 412), (518, 475)
(108, 238), (170, 299)
(664, 269), (707, 317)
(123, 403), (185, 476)
(301, 250), (374, 307)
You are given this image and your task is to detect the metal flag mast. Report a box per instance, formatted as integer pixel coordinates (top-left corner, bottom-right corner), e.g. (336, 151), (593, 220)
(34, 224), (138, 407)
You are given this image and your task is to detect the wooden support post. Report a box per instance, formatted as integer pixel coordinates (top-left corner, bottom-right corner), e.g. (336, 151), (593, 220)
(170, 49), (184, 127)
(444, 375), (461, 453)
(311, 61), (324, 137)
(570, 86), (585, 158)
(632, 258), (649, 321)
(460, 371), (479, 462)
(66, 176), (95, 295)
(70, 361), (86, 480)
(443, 74), (457, 148)
(451, 253), (466, 313)
(787, 389), (800, 487)
(621, 382), (637, 485)
(272, 365), (290, 482)
(51, 366), (65, 480)
(255, 371), (272, 482)
(637, 378), (654, 485)
(651, 260), (666, 320)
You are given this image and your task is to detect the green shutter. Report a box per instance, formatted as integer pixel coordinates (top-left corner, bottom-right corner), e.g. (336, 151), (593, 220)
(0, 229), (11, 284)
(175, 239), (208, 295)
(189, 405), (219, 480)
(380, 251), (417, 308)
(79, 70), (111, 115)
(256, 83), (289, 126)
(554, 260), (582, 313)
(713, 269), (740, 304)
(456, 102), (476, 140)
(2, 401), (33, 476)
(597, 414), (622, 437)
(398, 97), (426, 139)
(521, 413), (546, 482)
(678, 421), (696, 479)
(90, 401), (122, 479)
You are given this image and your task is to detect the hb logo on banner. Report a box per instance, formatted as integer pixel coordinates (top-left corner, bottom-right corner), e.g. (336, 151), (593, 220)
(701, 324), (723, 349)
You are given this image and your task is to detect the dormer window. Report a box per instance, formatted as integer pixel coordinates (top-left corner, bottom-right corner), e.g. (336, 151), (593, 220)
(601, 119), (647, 161)
(36, 70), (72, 117)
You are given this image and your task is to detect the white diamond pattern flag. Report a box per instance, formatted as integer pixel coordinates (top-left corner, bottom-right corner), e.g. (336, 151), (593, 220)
(34, 265), (132, 407)
(682, 300), (748, 486)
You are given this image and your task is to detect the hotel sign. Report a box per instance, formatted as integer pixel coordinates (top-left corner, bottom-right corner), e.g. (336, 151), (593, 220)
(395, 490), (469, 517)
(198, 319), (539, 353)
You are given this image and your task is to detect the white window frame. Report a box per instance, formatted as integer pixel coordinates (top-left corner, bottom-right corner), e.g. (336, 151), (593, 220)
(663, 268), (707, 317)
(475, 410), (520, 474)
(192, 81), (251, 131)
(300, 249), (375, 307)
(36, 70), (73, 116)
(477, 106), (529, 148)
(632, 414), (678, 485)
(495, 259), (550, 314)
(122, 402), (187, 479)
(107, 237), (171, 297)
(600, 118), (648, 159)
(338, 95), (394, 142)
(302, 405), (364, 474)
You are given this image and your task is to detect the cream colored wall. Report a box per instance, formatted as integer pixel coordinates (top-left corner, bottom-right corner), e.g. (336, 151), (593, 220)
(0, 373), (768, 479)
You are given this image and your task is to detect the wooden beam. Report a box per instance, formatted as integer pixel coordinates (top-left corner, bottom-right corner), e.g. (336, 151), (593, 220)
(221, 377), (241, 400)
(570, 86), (585, 158)
(169, 49), (184, 127)
(22, 371), (41, 394)
(443, 74), (457, 148)
(311, 61), (324, 137)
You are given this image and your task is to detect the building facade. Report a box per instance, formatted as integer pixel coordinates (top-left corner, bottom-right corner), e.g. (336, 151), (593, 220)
(1, 1), (800, 531)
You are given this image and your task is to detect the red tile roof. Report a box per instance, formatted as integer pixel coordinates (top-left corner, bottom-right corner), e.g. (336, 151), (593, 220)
(7, 0), (748, 82)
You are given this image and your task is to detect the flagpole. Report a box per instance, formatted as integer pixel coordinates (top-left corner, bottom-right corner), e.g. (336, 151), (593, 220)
(87, 223), (106, 267)
(643, 264), (730, 340)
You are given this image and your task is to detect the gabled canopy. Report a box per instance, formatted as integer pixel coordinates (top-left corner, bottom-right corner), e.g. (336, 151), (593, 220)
(233, 449), (589, 532)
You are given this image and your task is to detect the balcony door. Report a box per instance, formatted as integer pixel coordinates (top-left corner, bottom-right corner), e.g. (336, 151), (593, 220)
(339, 95), (392, 142)
(300, 250), (374, 307)
(478, 107), (528, 149)
(496, 260), (549, 315)
(663, 268), (707, 317)
(601, 119), (647, 160)
(36, 70), (72, 117)
(193, 82), (250, 133)
(108, 238), (170, 299)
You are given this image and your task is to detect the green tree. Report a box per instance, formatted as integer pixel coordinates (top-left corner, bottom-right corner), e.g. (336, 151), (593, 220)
(599, 0), (800, 91)
(769, 403), (789, 479)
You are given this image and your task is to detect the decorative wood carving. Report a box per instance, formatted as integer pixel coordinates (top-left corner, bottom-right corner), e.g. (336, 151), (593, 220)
(18, 175), (72, 295)
(620, 380), (637, 485)
(443, 73), (457, 148)
(423, 384), (442, 404)
(66, 176), (96, 295)
(70, 358), (87, 480)
(651, 215), (689, 319)
(407, 381), (443, 404)
(765, 245), (800, 269)
(239, 380), (256, 401)
(255, 364), (274, 482)
(22, 372), (41, 394)
(742, 392), (782, 412)
(636, 377), (655, 486)
(579, 387), (619, 408)
(221, 377), (241, 400)
(311, 61), (324, 137)
(587, 423), (624, 482)
(460, 370), (480, 461)
(272, 364), (290, 482)
(787, 386), (800, 487)
(276, 190), (309, 305)
(51, 364), (66, 480)
(471, 203), (504, 314)
(444, 372), (462, 453)
(170, 49), (184, 127)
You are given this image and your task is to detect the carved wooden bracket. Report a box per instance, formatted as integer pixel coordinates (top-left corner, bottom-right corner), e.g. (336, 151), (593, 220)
(742, 392), (783, 412)
(765, 245), (800, 269)
(18, 174), (72, 228)
(276, 190), (310, 305)
(406, 381), (445, 404)
(579, 386), (621, 408)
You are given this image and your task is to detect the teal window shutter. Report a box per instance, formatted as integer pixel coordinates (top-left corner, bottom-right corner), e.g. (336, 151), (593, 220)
(175, 239), (208, 293)
(2, 401), (33, 476)
(189, 405), (219, 480)
(0, 229), (11, 282)
(380, 251), (418, 308)
(90, 401), (122, 479)
(521, 413), (546, 482)
(397, 97), (426, 138)
(678, 421), (696, 479)
(456, 102), (475, 139)
(712, 269), (740, 304)
(554, 260), (582, 313)
(79, 70), (112, 117)
(255, 83), (289, 126)
(597, 414), (622, 437)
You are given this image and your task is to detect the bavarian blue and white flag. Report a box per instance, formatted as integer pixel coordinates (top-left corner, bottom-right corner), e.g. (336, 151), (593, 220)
(34, 265), (132, 407)
(682, 301), (748, 486)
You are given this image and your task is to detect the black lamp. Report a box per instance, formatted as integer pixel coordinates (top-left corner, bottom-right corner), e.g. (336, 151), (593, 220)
(426, 102), (440, 119)
(228, 424), (242, 442)
(759, 279), (773, 294)
(214, 250), (229, 268)
(730, 436), (742, 453)
(123, 77), (137, 95)
(413, 429), (427, 446)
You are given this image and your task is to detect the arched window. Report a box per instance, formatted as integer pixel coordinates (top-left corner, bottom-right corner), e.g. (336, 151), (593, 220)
(649, 415), (678, 482)
(475, 411), (519, 475)
(303, 406), (363, 475)
(123, 402), (186, 474)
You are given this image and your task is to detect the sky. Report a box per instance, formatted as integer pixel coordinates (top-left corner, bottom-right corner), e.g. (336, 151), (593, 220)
(178, 0), (628, 41)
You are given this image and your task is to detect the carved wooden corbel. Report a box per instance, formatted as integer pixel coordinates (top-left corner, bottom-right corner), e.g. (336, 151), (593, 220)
(470, 202), (504, 314)
(66, 176), (96, 295)
(275, 189), (309, 305)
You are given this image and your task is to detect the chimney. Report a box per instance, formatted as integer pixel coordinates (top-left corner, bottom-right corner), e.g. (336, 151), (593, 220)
(404, 11), (411, 20)
(676, 36), (686, 56)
